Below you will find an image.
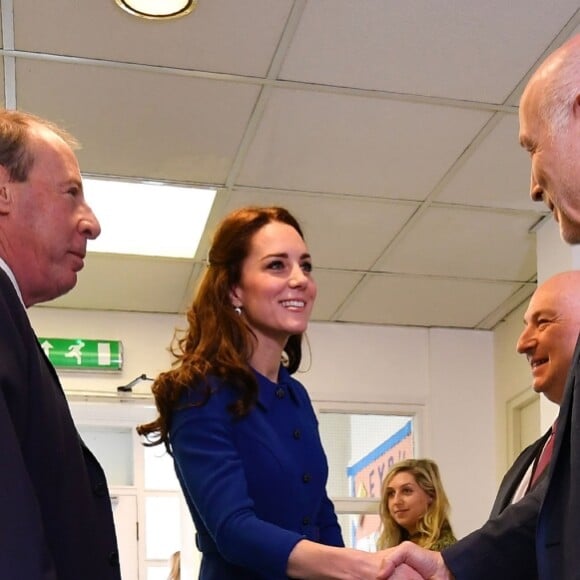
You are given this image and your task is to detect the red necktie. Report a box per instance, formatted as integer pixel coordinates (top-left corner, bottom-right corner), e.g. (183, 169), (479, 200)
(529, 421), (557, 489)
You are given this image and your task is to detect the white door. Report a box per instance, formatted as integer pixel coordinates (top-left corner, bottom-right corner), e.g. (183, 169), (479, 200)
(518, 396), (541, 452)
(111, 493), (139, 580)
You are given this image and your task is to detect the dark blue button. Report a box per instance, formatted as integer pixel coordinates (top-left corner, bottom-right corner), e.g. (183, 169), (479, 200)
(275, 387), (285, 399)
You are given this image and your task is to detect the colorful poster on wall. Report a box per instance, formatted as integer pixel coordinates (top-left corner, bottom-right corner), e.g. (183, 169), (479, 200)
(346, 420), (414, 550)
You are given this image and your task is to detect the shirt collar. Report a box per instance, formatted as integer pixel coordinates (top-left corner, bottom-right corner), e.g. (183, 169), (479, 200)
(0, 257), (25, 308)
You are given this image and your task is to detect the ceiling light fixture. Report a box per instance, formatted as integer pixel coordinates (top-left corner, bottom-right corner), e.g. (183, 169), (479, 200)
(83, 177), (216, 259)
(114, 0), (197, 20)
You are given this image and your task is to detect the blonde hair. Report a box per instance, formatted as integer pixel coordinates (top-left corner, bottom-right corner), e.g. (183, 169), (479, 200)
(167, 551), (180, 580)
(376, 459), (454, 550)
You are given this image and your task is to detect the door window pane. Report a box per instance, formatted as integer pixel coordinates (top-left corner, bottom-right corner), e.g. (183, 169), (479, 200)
(318, 412), (415, 550)
(145, 496), (181, 560)
(319, 413), (414, 498)
(77, 426), (134, 486)
(336, 512), (381, 551)
(147, 566), (169, 580)
(144, 444), (180, 491)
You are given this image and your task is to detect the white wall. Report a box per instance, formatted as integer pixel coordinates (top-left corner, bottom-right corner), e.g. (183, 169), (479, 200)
(29, 307), (495, 539)
(304, 323), (429, 405)
(427, 328), (495, 537)
(493, 302), (531, 479)
(536, 217), (580, 284)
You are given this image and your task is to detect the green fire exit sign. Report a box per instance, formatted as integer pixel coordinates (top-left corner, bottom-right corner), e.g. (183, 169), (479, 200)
(38, 338), (123, 371)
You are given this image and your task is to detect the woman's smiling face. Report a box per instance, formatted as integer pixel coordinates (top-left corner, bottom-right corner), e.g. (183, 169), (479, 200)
(230, 220), (317, 349)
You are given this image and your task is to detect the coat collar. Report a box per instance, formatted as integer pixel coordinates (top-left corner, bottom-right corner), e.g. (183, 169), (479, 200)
(253, 366), (301, 410)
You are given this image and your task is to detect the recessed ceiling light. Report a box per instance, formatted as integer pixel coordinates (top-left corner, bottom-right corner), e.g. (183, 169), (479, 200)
(115, 0), (197, 20)
(83, 177), (216, 259)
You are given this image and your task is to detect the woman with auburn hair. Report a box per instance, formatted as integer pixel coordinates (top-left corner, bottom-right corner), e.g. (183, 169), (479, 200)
(138, 206), (386, 579)
(377, 459), (456, 551)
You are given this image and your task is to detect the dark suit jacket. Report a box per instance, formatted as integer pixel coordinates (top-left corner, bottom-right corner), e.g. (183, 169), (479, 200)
(442, 476), (545, 580)
(536, 336), (580, 579)
(0, 269), (121, 580)
(489, 429), (551, 519)
(443, 336), (580, 580)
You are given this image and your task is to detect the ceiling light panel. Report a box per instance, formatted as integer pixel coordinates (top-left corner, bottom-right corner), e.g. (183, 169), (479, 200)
(83, 177), (216, 259)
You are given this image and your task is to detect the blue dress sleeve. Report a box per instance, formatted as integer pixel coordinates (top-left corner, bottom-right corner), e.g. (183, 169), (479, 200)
(317, 492), (344, 546)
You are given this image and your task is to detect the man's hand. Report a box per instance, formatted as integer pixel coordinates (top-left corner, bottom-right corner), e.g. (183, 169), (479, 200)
(380, 562), (425, 579)
(376, 542), (453, 579)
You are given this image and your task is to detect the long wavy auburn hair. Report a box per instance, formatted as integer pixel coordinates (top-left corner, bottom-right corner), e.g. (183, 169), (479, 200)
(376, 459), (454, 550)
(136, 206), (306, 451)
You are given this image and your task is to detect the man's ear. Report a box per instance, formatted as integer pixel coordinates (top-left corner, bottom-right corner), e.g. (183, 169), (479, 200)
(0, 166), (13, 216)
(573, 93), (580, 121)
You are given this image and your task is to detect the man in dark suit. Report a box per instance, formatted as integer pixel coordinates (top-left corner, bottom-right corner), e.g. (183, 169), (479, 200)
(490, 271), (580, 518)
(377, 33), (580, 580)
(0, 110), (121, 579)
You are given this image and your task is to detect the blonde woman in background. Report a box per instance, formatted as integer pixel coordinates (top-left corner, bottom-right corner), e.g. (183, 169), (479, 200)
(377, 459), (456, 551)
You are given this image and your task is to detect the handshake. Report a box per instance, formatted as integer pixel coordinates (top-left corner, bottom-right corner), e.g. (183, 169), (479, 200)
(373, 542), (452, 580)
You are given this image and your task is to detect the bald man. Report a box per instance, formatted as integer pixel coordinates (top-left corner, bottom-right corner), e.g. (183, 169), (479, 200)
(377, 34), (580, 580)
(490, 272), (580, 517)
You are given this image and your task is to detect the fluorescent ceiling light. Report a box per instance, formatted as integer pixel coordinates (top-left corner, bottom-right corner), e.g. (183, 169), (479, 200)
(115, 0), (197, 19)
(83, 177), (216, 259)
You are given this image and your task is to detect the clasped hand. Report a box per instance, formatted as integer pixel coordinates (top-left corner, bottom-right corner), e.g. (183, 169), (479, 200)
(374, 542), (452, 580)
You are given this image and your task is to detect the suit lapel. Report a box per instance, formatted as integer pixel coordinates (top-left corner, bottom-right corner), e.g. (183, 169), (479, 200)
(548, 333), (580, 476)
(490, 432), (550, 518)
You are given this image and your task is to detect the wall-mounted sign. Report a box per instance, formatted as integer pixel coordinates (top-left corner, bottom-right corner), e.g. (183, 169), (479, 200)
(38, 338), (123, 371)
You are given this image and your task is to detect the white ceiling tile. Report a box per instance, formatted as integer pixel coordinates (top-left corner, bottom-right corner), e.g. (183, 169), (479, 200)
(178, 263), (205, 313)
(2, 1), (571, 328)
(310, 269), (364, 321)
(15, 60), (260, 183)
(223, 190), (419, 269)
(476, 283), (536, 329)
(237, 88), (491, 199)
(339, 274), (522, 328)
(47, 254), (195, 313)
(377, 207), (538, 281)
(281, 0), (580, 102)
(14, 0), (293, 77)
(437, 114), (541, 211)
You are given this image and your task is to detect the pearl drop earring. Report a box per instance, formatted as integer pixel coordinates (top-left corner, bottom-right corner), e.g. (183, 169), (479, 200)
(234, 306), (242, 316)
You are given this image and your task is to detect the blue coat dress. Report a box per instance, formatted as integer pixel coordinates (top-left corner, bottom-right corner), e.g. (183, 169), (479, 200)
(170, 366), (343, 579)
